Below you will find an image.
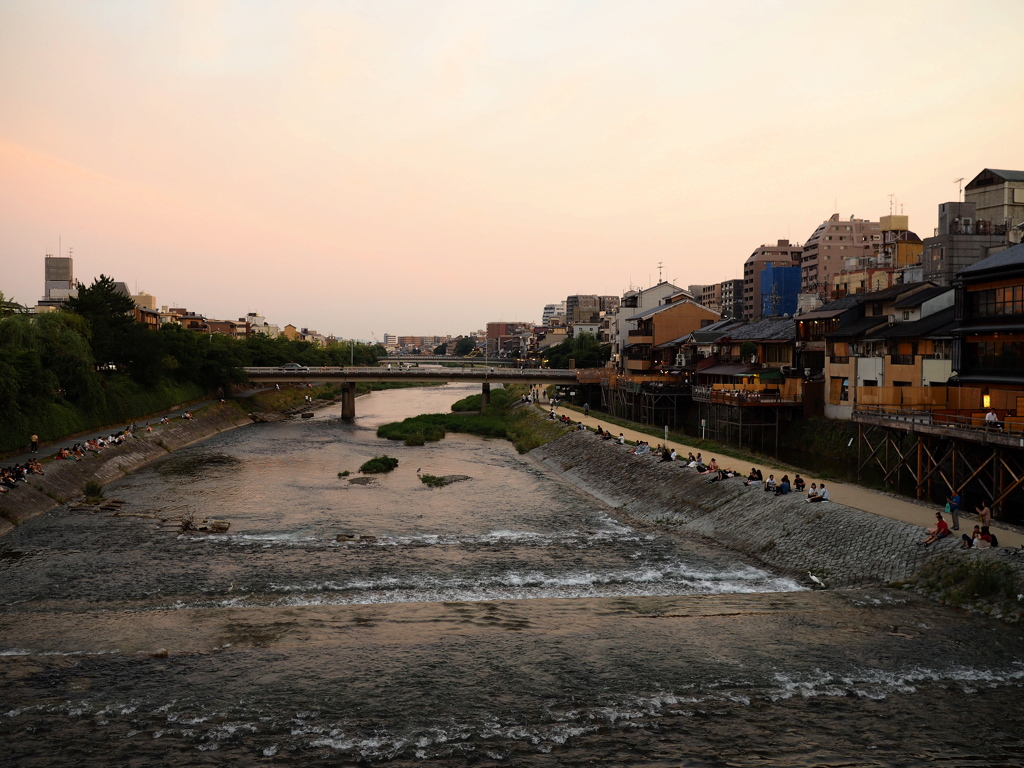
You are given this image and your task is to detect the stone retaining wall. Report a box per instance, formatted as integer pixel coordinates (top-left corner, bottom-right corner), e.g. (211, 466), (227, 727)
(0, 402), (254, 536)
(532, 431), (967, 588)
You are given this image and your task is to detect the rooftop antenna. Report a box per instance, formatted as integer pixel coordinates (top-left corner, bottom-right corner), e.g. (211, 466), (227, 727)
(954, 177), (964, 202)
(888, 193), (895, 215)
(657, 261), (663, 283)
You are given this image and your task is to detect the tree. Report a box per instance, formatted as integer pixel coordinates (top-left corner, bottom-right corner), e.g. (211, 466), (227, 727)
(64, 275), (137, 371)
(453, 336), (476, 356)
(545, 332), (609, 369)
(433, 342), (448, 355)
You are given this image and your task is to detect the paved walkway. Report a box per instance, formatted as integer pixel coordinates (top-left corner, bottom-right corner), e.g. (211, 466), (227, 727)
(538, 400), (1024, 549)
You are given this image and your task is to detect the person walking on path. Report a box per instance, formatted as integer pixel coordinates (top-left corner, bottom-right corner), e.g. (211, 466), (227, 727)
(30, 434), (38, 454)
(583, 402), (590, 417)
(946, 491), (961, 531)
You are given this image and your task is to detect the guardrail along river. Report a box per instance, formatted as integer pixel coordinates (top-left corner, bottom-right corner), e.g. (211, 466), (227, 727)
(2, 383), (1023, 766)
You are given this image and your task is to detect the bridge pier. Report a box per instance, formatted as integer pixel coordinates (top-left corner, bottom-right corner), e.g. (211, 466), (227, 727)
(341, 382), (357, 420)
(481, 383), (490, 412)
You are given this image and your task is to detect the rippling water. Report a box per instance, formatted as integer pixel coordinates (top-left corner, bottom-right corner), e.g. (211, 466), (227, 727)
(2, 384), (1023, 766)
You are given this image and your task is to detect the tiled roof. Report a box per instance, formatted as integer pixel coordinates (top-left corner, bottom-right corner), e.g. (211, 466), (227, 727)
(957, 241), (1024, 277)
(825, 316), (889, 340)
(875, 306), (956, 339)
(724, 317), (795, 341)
(796, 294), (864, 320)
(892, 285), (952, 308)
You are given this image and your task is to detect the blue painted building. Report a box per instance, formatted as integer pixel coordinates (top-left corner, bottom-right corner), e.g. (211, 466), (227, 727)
(759, 265), (801, 317)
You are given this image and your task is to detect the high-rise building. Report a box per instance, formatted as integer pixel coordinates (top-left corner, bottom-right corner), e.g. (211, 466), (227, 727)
(719, 279), (744, 319)
(541, 302), (566, 327)
(743, 239), (802, 320)
(39, 254), (75, 308)
(801, 215), (880, 300)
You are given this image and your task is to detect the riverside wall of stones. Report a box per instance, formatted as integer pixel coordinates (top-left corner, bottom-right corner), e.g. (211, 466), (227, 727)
(532, 431), (972, 588)
(0, 402), (254, 537)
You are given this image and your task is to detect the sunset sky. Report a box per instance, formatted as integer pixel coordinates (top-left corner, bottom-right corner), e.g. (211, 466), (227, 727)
(2, 0), (1023, 339)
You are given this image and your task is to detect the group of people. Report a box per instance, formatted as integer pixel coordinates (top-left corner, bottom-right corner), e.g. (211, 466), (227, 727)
(0, 459), (44, 493)
(54, 425), (139, 462)
(588, 428), (830, 499)
(922, 492), (999, 547)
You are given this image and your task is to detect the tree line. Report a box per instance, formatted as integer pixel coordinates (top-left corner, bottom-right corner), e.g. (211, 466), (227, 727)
(0, 275), (386, 451)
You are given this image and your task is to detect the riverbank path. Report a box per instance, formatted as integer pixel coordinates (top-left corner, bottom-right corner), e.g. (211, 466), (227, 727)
(539, 400), (1024, 550)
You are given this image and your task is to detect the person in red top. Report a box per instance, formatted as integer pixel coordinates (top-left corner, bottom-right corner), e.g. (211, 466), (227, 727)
(919, 512), (951, 546)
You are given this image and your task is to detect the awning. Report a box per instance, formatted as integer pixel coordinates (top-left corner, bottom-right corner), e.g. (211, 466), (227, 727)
(697, 363), (754, 377)
(756, 369), (782, 381)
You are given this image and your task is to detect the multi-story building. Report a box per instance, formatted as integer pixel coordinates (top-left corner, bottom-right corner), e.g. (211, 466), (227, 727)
(486, 321), (533, 357)
(964, 168), (1024, 235)
(241, 313), (280, 338)
(699, 284), (722, 314)
(759, 264), (801, 317)
(744, 239), (802, 320)
(565, 295), (601, 323)
(623, 294), (719, 375)
(719, 278), (744, 320)
(921, 201), (1008, 285)
(951, 241), (1024, 389)
(609, 282), (682, 371)
(801, 215), (880, 300)
(541, 302), (566, 327)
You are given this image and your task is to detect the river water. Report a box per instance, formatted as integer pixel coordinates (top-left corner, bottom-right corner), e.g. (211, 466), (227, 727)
(2, 384), (1024, 766)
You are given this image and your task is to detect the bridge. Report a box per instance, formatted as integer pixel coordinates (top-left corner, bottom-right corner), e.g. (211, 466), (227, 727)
(243, 366), (579, 419)
(385, 355), (521, 366)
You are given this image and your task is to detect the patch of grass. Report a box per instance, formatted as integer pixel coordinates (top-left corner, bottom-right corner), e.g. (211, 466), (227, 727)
(84, 480), (104, 501)
(377, 385), (566, 453)
(914, 555), (1022, 608)
(419, 474), (448, 488)
(337, 470), (350, 477)
(359, 455), (399, 474)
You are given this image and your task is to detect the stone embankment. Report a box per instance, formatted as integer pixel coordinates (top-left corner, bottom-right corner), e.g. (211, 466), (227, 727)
(0, 402), (253, 536)
(532, 431), (990, 588)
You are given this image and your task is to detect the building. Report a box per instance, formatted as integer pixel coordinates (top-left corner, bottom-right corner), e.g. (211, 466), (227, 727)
(623, 294), (719, 375)
(921, 201), (1008, 285)
(743, 239), (802, 320)
(964, 168), (1024, 237)
(565, 295), (601, 324)
(801, 215), (880, 300)
(951, 241), (1024, 389)
(242, 313), (280, 338)
(719, 278), (744, 320)
(541, 302), (566, 327)
(486, 321), (533, 357)
(699, 283), (723, 314)
(759, 264), (801, 317)
(609, 282), (682, 371)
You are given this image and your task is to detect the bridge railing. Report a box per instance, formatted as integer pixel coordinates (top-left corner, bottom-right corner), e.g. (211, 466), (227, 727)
(242, 366), (578, 378)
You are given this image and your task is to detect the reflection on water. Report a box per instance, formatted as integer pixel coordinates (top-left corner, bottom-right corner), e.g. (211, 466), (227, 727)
(2, 383), (1023, 766)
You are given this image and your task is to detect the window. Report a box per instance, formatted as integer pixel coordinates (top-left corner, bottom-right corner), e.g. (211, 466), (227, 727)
(903, 311), (910, 320)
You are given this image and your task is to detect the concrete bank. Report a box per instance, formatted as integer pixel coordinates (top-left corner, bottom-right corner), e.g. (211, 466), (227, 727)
(532, 430), (1023, 589)
(0, 402), (254, 536)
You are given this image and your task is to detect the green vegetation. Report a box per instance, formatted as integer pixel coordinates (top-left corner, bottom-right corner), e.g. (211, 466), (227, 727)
(543, 332), (610, 369)
(419, 474), (448, 488)
(0, 272), (391, 453)
(453, 336), (476, 356)
(914, 555), (1023, 618)
(378, 386), (567, 453)
(359, 455), (399, 474)
(338, 470), (351, 477)
(83, 480), (104, 501)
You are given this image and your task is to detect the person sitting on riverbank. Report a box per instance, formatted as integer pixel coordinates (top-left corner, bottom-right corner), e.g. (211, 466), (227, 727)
(617, 433), (625, 444)
(793, 474), (805, 492)
(635, 442), (650, 456)
(976, 500), (992, 536)
(807, 483), (829, 503)
(961, 526), (988, 549)
(774, 475), (791, 495)
(699, 458), (719, 475)
(576, 421), (586, 431)
(660, 447), (673, 462)
(764, 474), (777, 492)
(919, 512), (950, 545)
(806, 482), (818, 499)
(595, 426), (605, 437)
(709, 467), (738, 482)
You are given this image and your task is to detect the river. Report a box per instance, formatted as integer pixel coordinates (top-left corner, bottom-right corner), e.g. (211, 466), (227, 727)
(2, 383), (1023, 766)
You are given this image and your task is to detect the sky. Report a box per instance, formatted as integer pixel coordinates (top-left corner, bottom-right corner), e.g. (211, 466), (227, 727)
(2, 0), (1023, 340)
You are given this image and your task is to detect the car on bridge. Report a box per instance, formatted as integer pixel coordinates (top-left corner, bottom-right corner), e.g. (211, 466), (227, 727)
(280, 362), (308, 372)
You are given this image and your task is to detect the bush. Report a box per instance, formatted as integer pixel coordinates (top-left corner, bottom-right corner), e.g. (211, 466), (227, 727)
(419, 474), (448, 488)
(915, 555), (1022, 607)
(84, 480), (104, 500)
(359, 455), (399, 474)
